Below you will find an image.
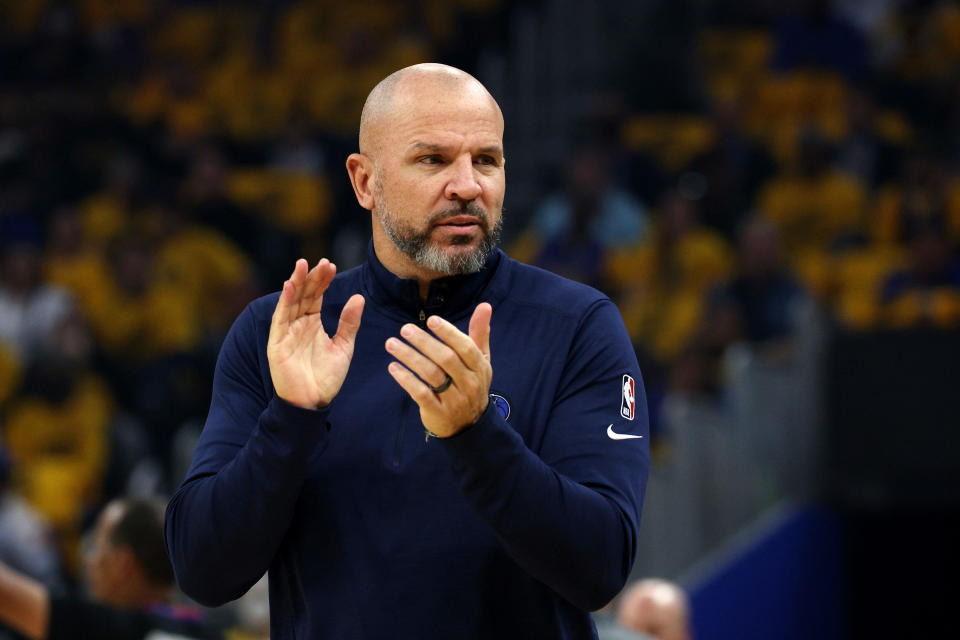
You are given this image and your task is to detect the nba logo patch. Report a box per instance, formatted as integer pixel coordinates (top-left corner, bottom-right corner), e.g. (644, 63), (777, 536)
(620, 374), (635, 420)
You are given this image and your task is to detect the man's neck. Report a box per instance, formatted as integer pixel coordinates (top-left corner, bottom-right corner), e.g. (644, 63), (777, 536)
(371, 232), (446, 303)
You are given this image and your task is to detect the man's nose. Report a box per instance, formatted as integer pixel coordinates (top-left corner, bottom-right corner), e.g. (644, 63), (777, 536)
(444, 155), (482, 201)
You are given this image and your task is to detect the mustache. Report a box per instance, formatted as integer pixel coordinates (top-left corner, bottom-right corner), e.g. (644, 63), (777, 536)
(428, 202), (490, 226)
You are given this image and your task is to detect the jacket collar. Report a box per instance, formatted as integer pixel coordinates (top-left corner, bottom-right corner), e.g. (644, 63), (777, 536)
(363, 240), (502, 320)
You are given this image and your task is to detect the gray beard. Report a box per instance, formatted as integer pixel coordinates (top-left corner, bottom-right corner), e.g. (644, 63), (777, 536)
(376, 189), (502, 276)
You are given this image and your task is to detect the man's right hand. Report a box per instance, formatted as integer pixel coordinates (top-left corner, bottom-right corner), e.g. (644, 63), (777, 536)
(267, 258), (365, 410)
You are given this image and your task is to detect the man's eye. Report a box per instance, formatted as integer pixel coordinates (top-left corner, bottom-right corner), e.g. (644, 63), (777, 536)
(475, 155), (497, 166)
(419, 155), (443, 165)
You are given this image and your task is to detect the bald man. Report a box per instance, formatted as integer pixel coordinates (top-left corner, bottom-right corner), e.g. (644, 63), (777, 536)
(165, 63), (649, 638)
(616, 579), (692, 640)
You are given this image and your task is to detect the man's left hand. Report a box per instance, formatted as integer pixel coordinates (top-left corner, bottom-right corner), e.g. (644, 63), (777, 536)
(386, 303), (492, 438)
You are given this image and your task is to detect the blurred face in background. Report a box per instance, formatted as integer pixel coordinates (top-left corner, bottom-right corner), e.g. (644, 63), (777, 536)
(739, 218), (782, 278)
(1, 243), (42, 295)
(617, 580), (692, 640)
(85, 502), (127, 607)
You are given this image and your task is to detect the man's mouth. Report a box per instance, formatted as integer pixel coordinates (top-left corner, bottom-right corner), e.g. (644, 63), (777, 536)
(436, 215), (482, 232)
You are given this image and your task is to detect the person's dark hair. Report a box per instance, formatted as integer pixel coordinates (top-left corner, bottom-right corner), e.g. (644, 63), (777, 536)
(108, 498), (175, 587)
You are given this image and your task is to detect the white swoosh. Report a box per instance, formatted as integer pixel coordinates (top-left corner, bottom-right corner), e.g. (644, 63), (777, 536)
(607, 425), (643, 440)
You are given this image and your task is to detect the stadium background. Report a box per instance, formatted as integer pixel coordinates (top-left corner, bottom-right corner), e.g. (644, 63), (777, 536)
(0, 0), (958, 637)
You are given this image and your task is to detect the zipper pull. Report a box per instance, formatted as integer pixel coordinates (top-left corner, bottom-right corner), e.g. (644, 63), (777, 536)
(418, 309), (426, 326)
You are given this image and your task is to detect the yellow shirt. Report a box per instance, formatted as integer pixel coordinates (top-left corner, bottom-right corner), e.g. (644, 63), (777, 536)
(758, 171), (866, 256)
(609, 229), (733, 360)
(4, 374), (112, 528)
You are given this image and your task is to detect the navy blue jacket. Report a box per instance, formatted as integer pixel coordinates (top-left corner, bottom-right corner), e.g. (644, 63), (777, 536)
(164, 246), (649, 639)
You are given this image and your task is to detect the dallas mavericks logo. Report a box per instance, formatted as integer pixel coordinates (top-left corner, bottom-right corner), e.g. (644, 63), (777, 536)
(489, 394), (511, 421)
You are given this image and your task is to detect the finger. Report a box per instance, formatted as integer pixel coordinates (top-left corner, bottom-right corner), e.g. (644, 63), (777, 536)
(270, 279), (295, 338)
(295, 259), (321, 317)
(424, 314), (487, 372)
(286, 259), (309, 325)
(385, 335), (448, 388)
(399, 323), (479, 395)
(387, 361), (443, 410)
(299, 259), (335, 316)
(333, 294), (365, 347)
(321, 260), (337, 288)
(468, 303), (492, 359)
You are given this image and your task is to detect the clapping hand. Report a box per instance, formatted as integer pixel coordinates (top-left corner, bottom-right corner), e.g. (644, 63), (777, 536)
(267, 258), (365, 410)
(385, 303), (493, 438)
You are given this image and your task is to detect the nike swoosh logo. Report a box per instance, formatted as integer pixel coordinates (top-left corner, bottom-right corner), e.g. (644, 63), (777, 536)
(607, 425), (643, 440)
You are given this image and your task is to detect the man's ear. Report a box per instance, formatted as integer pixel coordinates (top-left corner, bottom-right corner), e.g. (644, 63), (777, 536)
(346, 153), (376, 211)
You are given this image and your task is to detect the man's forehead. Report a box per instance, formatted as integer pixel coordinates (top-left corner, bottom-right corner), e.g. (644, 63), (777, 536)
(360, 66), (503, 154)
(392, 84), (501, 128)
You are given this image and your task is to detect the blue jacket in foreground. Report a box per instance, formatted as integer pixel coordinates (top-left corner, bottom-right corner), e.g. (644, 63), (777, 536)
(164, 245), (650, 639)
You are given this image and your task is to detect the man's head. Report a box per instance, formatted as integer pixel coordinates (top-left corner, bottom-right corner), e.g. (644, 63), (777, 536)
(738, 216), (782, 278)
(85, 498), (175, 609)
(616, 579), (692, 640)
(346, 63), (505, 280)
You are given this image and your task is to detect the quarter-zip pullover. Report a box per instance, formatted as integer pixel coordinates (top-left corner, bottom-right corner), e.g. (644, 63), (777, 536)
(164, 245), (649, 639)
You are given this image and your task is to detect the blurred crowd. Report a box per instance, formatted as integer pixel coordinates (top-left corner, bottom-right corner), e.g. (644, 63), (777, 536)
(0, 0), (958, 636)
(511, 0), (960, 441)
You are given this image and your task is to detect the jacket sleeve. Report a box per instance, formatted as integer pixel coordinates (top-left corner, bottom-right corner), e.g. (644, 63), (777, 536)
(163, 302), (331, 607)
(439, 298), (649, 611)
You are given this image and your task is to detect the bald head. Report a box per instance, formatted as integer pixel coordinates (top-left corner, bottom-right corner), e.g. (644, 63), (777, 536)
(617, 579), (692, 640)
(358, 63), (502, 157)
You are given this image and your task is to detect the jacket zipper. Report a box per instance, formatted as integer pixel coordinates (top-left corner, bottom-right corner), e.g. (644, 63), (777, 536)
(393, 308), (426, 469)
(391, 399), (408, 470)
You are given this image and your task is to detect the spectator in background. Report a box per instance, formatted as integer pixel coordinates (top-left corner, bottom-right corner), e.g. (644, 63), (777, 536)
(144, 200), (261, 343)
(757, 129), (867, 261)
(881, 216), (960, 328)
(672, 217), (807, 399)
(684, 94), (774, 240)
(0, 445), (61, 591)
(42, 207), (113, 333)
(2, 310), (112, 578)
(0, 241), (74, 365)
(872, 140), (960, 248)
(706, 216), (808, 355)
(86, 234), (199, 363)
(610, 188), (732, 368)
(179, 146), (262, 262)
(834, 86), (900, 189)
(85, 233), (206, 462)
(0, 497), (222, 640)
(511, 140), (649, 287)
(76, 151), (143, 252)
(603, 189), (734, 422)
(529, 141), (649, 249)
(268, 120), (325, 175)
(615, 578), (692, 640)
(180, 145), (296, 287)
